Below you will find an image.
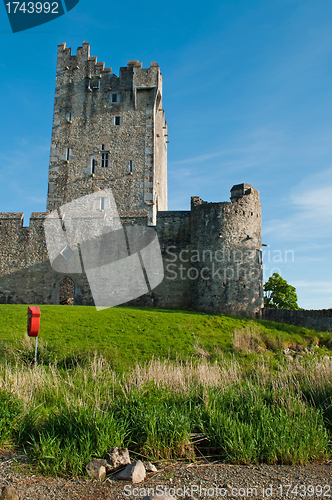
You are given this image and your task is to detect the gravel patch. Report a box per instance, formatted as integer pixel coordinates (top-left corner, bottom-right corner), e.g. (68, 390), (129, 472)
(0, 450), (331, 500)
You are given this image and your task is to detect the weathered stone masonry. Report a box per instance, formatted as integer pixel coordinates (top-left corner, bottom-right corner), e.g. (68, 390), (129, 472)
(47, 42), (167, 225)
(0, 43), (263, 317)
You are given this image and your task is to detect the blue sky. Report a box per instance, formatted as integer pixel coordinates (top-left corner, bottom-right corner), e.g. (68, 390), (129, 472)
(1, 0), (332, 309)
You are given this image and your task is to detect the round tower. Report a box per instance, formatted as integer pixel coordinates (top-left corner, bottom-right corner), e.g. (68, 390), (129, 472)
(190, 184), (263, 317)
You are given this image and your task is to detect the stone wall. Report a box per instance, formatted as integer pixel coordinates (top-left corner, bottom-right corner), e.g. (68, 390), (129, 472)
(261, 308), (332, 332)
(0, 210), (192, 309)
(0, 185), (263, 317)
(0, 213), (92, 306)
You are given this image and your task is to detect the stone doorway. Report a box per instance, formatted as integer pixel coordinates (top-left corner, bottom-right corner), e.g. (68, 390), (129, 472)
(59, 277), (74, 305)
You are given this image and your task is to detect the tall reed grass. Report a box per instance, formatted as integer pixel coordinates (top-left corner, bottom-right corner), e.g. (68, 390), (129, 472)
(0, 354), (331, 475)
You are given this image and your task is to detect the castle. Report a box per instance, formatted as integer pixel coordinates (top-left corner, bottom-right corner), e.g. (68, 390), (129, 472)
(0, 42), (263, 317)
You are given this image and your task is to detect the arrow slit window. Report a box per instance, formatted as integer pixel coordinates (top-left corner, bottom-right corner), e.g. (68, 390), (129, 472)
(91, 159), (97, 173)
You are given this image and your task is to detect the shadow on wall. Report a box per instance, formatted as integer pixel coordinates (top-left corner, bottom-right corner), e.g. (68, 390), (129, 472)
(0, 262), (92, 306)
(261, 308), (332, 332)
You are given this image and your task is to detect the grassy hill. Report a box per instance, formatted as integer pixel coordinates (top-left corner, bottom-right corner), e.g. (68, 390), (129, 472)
(0, 304), (331, 370)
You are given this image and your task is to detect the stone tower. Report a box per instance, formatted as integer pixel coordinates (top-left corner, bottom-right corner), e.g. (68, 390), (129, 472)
(47, 42), (167, 225)
(189, 184), (262, 316)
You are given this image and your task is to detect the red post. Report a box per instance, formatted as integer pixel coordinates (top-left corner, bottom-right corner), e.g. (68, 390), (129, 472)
(27, 306), (41, 365)
(27, 306), (41, 337)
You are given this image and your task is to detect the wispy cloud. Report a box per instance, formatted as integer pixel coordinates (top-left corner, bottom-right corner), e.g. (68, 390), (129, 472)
(294, 280), (332, 291)
(292, 280), (332, 309)
(264, 168), (332, 241)
(293, 280), (332, 310)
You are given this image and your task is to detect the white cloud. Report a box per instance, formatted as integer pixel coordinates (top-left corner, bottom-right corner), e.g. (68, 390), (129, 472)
(294, 280), (332, 291)
(293, 280), (332, 310)
(264, 168), (332, 241)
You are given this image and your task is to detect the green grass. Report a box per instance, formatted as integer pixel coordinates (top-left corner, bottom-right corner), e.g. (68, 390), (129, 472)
(0, 304), (331, 476)
(0, 304), (331, 370)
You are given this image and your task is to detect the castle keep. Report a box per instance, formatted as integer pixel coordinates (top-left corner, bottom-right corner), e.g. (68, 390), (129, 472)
(47, 42), (167, 225)
(0, 42), (263, 317)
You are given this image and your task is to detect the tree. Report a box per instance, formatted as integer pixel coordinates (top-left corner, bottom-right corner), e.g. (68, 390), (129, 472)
(263, 273), (299, 309)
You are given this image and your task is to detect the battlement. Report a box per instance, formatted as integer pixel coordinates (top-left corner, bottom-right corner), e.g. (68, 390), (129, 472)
(230, 183), (258, 201)
(0, 213), (24, 229)
(0, 212), (47, 229)
(191, 184), (259, 211)
(56, 42), (161, 90)
(57, 41), (91, 65)
(0, 212), (24, 220)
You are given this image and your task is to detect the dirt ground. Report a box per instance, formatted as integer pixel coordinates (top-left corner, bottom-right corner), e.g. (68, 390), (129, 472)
(0, 449), (331, 500)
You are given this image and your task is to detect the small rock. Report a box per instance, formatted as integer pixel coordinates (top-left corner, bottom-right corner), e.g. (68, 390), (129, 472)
(107, 447), (131, 468)
(0, 486), (19, 500)
(143, 494), (176, 500)
(86, 459), (107, 480)
(115, 460), (146, 483)
(145, 462), (158, 472)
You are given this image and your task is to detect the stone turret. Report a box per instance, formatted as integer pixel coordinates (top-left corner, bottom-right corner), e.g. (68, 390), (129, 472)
(189, 184), (263, 316)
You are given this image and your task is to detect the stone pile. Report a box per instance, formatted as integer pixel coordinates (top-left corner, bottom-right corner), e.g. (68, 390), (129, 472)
(85, 447), (158, 484)
(0, 486), (19, 500)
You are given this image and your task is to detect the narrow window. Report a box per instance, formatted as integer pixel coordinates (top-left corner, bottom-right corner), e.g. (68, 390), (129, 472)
(91, 159), (97, 173)
(66, 148), (70, 161)
(101, 152), (109, 168)
(101, 144), (105, 151)
(128, 160), (134, 173)
(115, 116), (121, 126)
(66, 112), (72, 123)
(112, 93), (117, 103)
(256, 249), (262, 265)
(96, 197), (109, 210)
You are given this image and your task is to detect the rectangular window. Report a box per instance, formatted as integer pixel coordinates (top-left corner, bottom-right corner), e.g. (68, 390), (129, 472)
(101, 152), (109, 168)
(91, 159), (97, 173)
(115, 116), (121, 126)
(66, 148), (70, 161)
(101, 144), (105, 151)
(128, 160), (134, 173)
(66, 112), (72, 123)
(96, 197), (110, 210)
(112, 93), (117, 103)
